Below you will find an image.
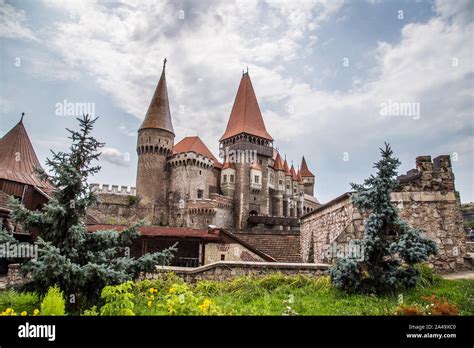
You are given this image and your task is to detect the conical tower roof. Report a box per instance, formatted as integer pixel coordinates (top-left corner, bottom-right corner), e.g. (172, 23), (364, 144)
(300, 156), (315, 177)
(0, 115), (54, 190)
(139, 59), (174, 135)
(283, 158), (290, 175)
(220, 72), (273, 141)
(273, 153), (284, 171)
(290, 164), (298, 181)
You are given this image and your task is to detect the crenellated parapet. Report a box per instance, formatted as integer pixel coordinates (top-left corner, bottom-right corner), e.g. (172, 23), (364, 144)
(168, 152), (214, 169)
(396, 155), (455, 192)
(90, 183), (136, 195)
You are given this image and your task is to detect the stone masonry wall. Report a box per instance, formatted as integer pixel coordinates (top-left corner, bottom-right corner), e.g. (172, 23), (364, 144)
(301, 155), (470, 273)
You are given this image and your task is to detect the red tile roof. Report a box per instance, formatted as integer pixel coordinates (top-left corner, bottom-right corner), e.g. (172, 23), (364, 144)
(297, 169), (302, 182)
(273, 153), (284, 171)
(220, 73), (273, 141)
(88, 225), (221, 240)
(173, 136), (222, 168)
(221, 160), (235, 170)
(0, 117), (55, 190)
(87, 224), (277, 262)
(300, 156), (315, 177)
(283, 158), (290, 174)
(139, 62), (174, 135)
(250, 161), (261, 170)
(290, 165), (298, 181)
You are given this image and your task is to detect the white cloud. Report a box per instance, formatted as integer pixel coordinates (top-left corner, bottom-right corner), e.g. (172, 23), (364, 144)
(0, 0), (38, 41)
(6, 0), (472, 202)
(100, 147), (130, 167)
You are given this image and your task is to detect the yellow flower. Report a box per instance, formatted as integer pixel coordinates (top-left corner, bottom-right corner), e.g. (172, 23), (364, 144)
(5, 308), (12, 314)
(147, 301), (153, 308)
(149, 295), (155, 300)
(149, 288), (155, 294)
(21, 311), (27, 316)
(199, 299), (212, 313)
(33, 309), (39, 316)
(168, 287), (176, 294)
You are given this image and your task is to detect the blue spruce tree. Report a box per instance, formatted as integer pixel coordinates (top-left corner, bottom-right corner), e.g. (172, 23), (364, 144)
(330, 143), (437, 294)
(0, 115), (176, 309)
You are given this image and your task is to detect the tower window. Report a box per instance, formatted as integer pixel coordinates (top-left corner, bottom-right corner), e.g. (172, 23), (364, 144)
(223, 174), (227, 183)
(220, 254), (225, 261)
(254, 175), (259, 184)
(197, 189), (203, 199)
(230, 174), (234, 183)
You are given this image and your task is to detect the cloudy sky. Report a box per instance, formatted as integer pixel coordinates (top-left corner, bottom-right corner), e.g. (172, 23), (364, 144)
(1, 0), (473, 203)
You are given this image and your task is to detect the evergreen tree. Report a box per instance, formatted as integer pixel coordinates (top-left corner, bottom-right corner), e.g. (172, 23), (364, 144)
(0, 115), (175, 308)
(330, 143), (437, 294)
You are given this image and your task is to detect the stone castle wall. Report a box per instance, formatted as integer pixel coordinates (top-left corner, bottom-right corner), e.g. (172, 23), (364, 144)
(300, 155), (470, 273)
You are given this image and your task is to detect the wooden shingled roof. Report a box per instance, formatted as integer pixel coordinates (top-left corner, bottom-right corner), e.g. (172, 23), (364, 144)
(0, 116), (54, 190)
(139, 60), (174, 135)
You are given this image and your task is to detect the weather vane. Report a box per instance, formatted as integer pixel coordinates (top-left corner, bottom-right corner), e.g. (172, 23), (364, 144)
(163, 58), (167, 71)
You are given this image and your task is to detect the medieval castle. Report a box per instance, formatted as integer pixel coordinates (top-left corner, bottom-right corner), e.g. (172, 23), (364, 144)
(89, 60), (320, 231)
(2, 60), (469, 271)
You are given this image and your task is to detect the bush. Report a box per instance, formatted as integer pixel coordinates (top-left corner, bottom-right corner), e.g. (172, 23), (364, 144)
(421, 295), (460, 316)
(395, 294), (459, 316)
(395, 303), (424, 316)
(0, 290), (40, 314)
(415, 264), (441, 288)
(40, 286), (66, 316)
(100, 281), (135, 316)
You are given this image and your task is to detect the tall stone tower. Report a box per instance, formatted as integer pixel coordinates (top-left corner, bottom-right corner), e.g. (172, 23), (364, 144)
(300, 156), (315, 196)
(136, 59), (175, 223)
(219, 71), (274, 230)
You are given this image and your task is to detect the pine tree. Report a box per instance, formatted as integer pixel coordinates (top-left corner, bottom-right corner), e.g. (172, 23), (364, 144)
(0, 115), (175, 308)
(330, 143), (437, 294)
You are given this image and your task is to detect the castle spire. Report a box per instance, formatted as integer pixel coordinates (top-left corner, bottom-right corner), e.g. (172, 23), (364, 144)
(220, 71), (273, 141)
(139, 58), (174, 135)
(300, 156), (315, 177)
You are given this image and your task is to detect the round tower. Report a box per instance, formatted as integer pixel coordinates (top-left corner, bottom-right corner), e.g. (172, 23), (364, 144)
(136, 59), (175, 223)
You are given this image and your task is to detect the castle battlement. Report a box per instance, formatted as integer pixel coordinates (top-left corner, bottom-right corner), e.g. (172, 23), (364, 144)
(396, 155), (455, 192)
(90, 183), (136, 195)
(168, 152), (214, 169)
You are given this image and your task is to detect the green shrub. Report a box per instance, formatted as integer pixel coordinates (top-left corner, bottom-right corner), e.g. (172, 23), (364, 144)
(82, 306), (99, 316)
(415, 264), (441, 288)
(135, 272), (184, 292)
(194, 280), (224, 296)
(157, 283), (222, 316)
(0, 290), (40, 314)
(100, 281), (135, 316)
(40, 286), (66, 316)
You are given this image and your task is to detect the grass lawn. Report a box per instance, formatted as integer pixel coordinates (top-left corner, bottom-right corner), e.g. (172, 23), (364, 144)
(202, 277), (473, 316)
(1, 272), (472, 316)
